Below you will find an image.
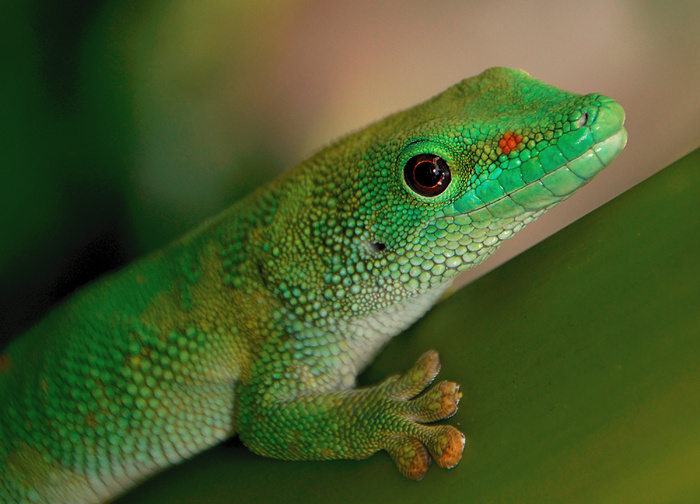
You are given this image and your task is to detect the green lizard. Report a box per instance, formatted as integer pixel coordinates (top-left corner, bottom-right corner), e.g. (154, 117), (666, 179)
(0, 67), (626, 503)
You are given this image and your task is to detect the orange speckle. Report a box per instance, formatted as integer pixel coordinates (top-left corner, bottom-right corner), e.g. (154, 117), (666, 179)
(0, 354), (11, 374)
(498, 132), (523, 155)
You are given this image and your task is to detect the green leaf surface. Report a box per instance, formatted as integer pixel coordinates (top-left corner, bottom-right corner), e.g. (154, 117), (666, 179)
(117, 147), (700, 504)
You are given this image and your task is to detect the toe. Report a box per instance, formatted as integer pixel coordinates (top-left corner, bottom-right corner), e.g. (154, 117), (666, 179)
(427, 425), (465, 469)
(385, 436), (431, 480)
(388, 350), (441, 401)
(408, 381), (462, 422)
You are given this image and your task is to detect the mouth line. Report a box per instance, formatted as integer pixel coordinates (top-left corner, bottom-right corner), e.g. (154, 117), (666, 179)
(446, 126), (628, 222)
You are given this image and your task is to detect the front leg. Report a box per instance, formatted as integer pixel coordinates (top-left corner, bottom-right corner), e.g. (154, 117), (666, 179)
(237, 351), (465, 480)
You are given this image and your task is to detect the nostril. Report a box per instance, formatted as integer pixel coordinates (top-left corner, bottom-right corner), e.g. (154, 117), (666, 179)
(369, 242), (386, 253)
(577, 112), (589, 128)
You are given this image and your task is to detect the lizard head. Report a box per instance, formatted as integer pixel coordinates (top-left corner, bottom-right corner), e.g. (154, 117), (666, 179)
(262, 67), (626, 316)
(360, 68), (627, 289)
(353, 67), (626, 294)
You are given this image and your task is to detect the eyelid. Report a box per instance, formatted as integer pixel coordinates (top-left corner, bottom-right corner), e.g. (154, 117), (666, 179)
(396, 139), (451, 167)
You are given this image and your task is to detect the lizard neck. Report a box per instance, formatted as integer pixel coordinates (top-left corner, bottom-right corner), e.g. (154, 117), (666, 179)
(341, 282), (451, 382)
(279, 281), (451, 393)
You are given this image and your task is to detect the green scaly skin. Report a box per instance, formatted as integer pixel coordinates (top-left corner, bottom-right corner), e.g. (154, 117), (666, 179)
(0, 68), (627, 503)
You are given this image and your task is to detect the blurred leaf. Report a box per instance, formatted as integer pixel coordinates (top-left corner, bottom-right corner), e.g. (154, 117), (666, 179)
(116, 148), (700, 503)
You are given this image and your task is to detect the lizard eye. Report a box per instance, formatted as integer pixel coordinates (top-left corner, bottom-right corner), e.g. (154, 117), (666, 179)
(404, 154), (451, 197)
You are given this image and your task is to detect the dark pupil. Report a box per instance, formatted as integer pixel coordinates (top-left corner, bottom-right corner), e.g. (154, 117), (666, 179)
(414, 160), (442, 188)
(404, 153), (451, 196)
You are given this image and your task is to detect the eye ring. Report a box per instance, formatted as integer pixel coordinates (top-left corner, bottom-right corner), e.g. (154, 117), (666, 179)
(404, 154), (452, 197)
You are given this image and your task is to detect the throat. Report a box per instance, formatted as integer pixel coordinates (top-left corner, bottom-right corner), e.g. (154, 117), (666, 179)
(342, 283), (451, 380)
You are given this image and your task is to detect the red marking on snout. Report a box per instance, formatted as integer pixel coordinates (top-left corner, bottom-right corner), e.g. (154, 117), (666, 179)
(498, 132), (523, 155)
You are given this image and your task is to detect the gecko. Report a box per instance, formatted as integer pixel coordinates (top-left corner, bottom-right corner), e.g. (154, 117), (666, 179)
(0, 67), (627, 503)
